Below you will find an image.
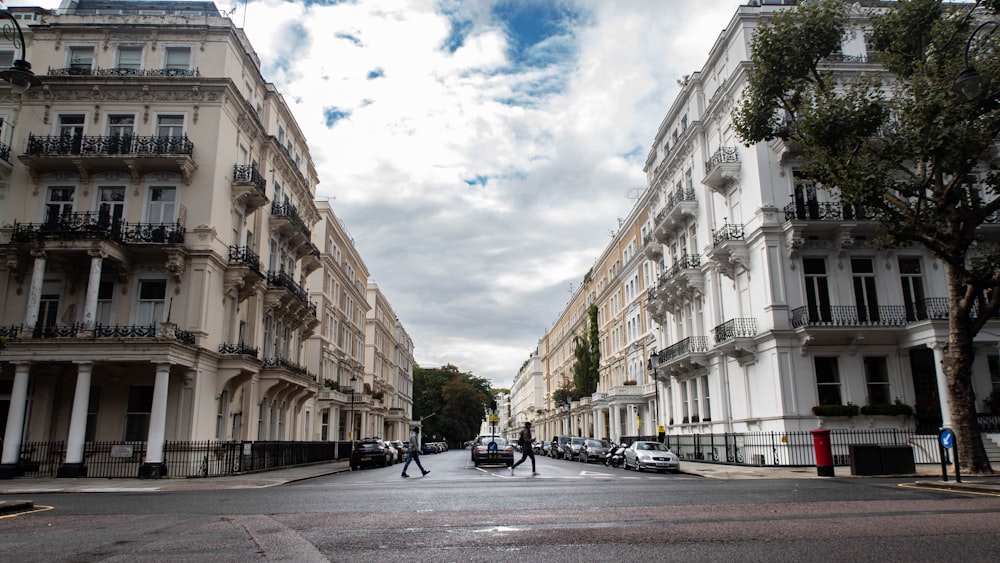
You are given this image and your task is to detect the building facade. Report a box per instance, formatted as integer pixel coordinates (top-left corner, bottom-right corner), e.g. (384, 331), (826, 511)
(0, 1), (412, 479)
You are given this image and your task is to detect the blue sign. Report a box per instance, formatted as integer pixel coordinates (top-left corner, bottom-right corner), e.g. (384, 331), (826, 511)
(940, 429), (955, 449)
(488, 441), (498, 453)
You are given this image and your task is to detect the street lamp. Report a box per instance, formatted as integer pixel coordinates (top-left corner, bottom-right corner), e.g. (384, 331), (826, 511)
(0, 11), (42, 94)
(953, 20), (1000, 100)
(348, 374), (357, 443)
(648, 352), (662, 441)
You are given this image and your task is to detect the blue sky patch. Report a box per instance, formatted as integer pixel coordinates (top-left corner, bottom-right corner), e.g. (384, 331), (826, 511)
(464, 174), (490, 187)
(367, 68), (385, 80)
(323, 107), (352, 127)
(492, 1), (582, 68)
(335, 31), (362, 46)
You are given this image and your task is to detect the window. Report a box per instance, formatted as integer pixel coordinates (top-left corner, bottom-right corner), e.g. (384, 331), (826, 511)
(136, 279), (167, 326)
(116, 46), (142, 73)
(851, 258), (879, 323)
(216, 390), (229, 440)
(0, 49), (13, 69)
(38, 281), (61, 330)
(803, 258), (831, 323)
(156, 115), (184, 138)
(96, 280), (115, 325)
(257, 400), (266, 440)
(123, 385), (154, 441)
(44, 186), (75, 224)
(68, 46), (94, 74)
(320, 409), (330, 441)
(815, 357), (842, 405)
(899, 257), (927, 321)
(98, 185), (125, 226)
(146, 186), (176, 223)
(85, 386), (100, 442)
(164, 46), (191, 71)
(107, 114), (135, 138)
(864, 357), (891, 405)
(58, 114), (85, 154)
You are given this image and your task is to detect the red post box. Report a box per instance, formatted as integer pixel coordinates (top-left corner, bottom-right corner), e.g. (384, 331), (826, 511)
(810, 428), (835, 477)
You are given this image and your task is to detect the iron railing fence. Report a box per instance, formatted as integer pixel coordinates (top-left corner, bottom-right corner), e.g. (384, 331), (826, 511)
(621, 429), (945, 467)
(8, 440), (351, 478)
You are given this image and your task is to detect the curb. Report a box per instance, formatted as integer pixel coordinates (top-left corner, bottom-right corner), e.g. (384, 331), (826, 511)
(909, 481), (1000, 494)
(0, 500), (34, 515)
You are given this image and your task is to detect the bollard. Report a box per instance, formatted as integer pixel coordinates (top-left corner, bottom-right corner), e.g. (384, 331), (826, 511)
(810, 428), (835, 477)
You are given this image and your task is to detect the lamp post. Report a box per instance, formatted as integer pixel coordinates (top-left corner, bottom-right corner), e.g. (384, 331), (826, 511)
(648, 352), (662, 442)
(348, 374), (357, 443)
(953, 20), (1000, 99)
(0, 10), (41, 93)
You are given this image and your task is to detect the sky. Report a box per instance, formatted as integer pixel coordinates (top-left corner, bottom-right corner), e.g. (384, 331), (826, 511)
(14, 0), (746, 388)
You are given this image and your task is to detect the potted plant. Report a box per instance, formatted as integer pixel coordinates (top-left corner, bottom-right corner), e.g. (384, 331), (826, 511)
(860, 399), (913, 416)
(812, 402), (859, 417)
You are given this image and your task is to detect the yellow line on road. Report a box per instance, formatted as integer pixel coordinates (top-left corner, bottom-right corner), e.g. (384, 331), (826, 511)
(0, 505), (55, 519)
(897, 483), (1000, 497)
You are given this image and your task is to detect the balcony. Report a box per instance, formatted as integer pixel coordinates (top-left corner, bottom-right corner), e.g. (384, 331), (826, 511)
(49, 66), (201, 77)
(655, 336), (710, 377)
(710, 223), (749, 280)
(225, 245), (265, 302)
(261, 356), (317, 383)
(654, 253), (704, 305)
(702, 146), (740, 192)
(269, 201), (312, 248)
(231, 164), (268, 212)
(21, 134), (197, 184)
(219, 342), (259, 358)
(653, 188), (698, 242)
(642, 233), (662, 260)
(713, 317), (757, 362)
(10, 215), (183, 246)
(298, 243), (322, 276)
(264, 270), (318, 323)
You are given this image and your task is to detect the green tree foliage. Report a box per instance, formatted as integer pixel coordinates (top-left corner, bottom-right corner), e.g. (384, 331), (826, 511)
(570, 304), (601, 398)
(412, 364), (492, 447)
(734, 0), (999, 473)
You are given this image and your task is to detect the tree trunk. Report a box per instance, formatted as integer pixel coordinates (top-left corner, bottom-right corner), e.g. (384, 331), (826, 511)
(945, 266), (993, 475)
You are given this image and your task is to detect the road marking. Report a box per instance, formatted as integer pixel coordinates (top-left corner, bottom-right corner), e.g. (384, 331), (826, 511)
(0, 505), (54, 520)
(580, 471), (615, 478)
(897, 483), (1000, 497)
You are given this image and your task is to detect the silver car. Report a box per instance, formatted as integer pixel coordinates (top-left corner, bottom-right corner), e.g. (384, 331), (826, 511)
(623, 441), (681, 473)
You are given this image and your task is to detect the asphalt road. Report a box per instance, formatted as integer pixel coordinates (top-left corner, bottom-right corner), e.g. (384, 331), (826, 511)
(3, 449), (999, 562)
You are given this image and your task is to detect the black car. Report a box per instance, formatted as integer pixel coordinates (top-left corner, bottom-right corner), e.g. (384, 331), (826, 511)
(549, 435), (571, 459)
(471, 436), (514, 467)
(580, 438), (614, 463)
(350, 439), (391, 470)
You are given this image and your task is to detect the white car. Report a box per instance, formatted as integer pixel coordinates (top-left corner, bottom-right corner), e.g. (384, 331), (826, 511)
(623, 441), (681, 473)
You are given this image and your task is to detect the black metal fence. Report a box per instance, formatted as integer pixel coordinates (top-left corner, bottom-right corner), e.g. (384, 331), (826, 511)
(622, 429), (944, 467)
(9, 440), (354, 479)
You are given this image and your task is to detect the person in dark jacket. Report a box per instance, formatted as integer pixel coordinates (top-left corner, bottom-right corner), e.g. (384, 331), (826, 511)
(401, 426), (430, 478)
(509, 421), (537, 475)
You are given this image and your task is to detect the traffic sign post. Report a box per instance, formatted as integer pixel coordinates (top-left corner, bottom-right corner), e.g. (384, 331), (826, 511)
(938, 428), (962, 483)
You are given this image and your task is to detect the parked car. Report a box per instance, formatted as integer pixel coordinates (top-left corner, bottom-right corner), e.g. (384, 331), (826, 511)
(388, 440), (407, 462)
(472, 436), (514, 467)
(580, 438), (614, 464)
(538, 440), (551, 456)
(623, 441), (680, 473)
(422, 441), (438, 454)
(564, 436), (586, 460)
(549, 435), (571, 459)
(383, 441), (398, 465)
(350, 439), (391, 470)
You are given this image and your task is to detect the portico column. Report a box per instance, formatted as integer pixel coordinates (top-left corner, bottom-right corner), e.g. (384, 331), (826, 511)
(0, 363), (32, 479)
(930, 342), (953, 427)
(139, 363), (171, 479)
(23, 252), (46, 330)
(58, 362), (94, 477)
(80, 252), (104, 332)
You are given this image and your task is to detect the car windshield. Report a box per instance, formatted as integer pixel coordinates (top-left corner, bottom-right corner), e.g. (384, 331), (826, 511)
(635, 442), (667, 451)
(585, 439), (603, 447)
(571, 437), (585, 445)
(479, 438), (506, 447)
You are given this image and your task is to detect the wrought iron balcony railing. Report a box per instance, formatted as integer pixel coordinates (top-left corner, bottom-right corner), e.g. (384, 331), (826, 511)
(262, 356), (317, 381)
(783, 201), (875, 221)
(267, 269), (310, 305)
(228, 245), (262, 275)
(25, 133), (194, 157)
(713, 223), (745, 246)
(713, 318), (757, 343)
(705, 146), (739, 174)
(219, 342), (260, 358)
(0, 141), (10, 163)
(232, 164), (266, 195)
(10, 216), (183, 245)
(270, 201), (311, 239)
(790, 298), (986, 328)
(660, 253), (701, 284)
(657, 336), (710, 363)
(48, 66), (200, 77)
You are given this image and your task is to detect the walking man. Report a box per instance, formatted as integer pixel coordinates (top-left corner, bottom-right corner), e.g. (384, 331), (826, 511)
(401, 426), (430, 478)
(509, 421), (537, 475)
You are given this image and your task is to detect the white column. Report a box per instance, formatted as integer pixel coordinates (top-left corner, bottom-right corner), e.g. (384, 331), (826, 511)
(63, 362), (94, 465)
(1, 363), (31, 466)
(23, 253), (46, 329)
(81, 253), (104, 331)
(931, 342), (953, 427)
(144, 364), (171, 465)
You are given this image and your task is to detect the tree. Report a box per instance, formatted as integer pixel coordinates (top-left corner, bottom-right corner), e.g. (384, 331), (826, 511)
(734, 0), (999, 474)
(571, 304), (601, 398)
(412, 364), (492, 447)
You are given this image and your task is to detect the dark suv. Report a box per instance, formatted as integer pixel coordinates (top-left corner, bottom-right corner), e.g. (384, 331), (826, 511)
(564, 436), (586, 460)
(549, 435), (571, 459)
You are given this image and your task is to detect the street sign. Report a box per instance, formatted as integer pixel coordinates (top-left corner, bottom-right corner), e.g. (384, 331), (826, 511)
(488, 414), (499, 423)
(940, 428), (954, 449)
